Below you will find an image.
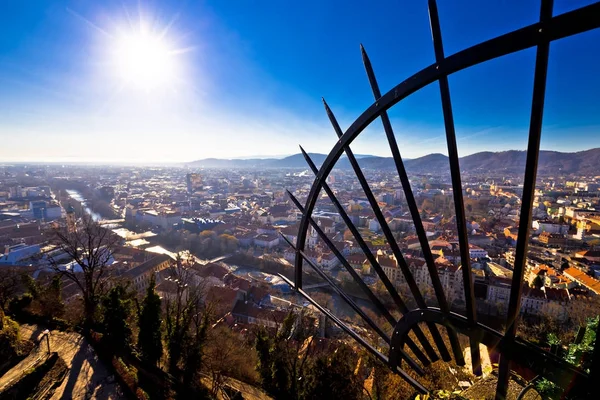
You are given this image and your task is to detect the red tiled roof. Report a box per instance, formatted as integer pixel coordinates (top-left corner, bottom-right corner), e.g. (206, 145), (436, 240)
(279, 225), (299, 236)
(321, 252), (337, 261)
(564, 267), (600, 294)
(156, 279), (179, 294)
(410, 258), (427, 268)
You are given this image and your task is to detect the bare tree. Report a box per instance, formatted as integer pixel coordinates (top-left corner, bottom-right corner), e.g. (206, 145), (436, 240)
(48, 214), (120, 329)
(163, 253), (207, 376)
(203, 325), (258, 397)
(569, 295), (600, 329)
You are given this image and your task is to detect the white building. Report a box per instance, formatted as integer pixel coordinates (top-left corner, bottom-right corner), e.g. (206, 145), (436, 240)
(409, 259), (464, 303)
(532, 220), (569, 235)
(378, 255), (401, 283)
(487, 277), (512, 310)
(136, 209), (181, 230)
(520, 287), (546, 315)
(468, 245), (488, 259)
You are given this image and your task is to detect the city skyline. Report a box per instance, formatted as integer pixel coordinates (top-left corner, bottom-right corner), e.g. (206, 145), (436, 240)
(1, 0), (600, 162)
(1, 2), (600, 398)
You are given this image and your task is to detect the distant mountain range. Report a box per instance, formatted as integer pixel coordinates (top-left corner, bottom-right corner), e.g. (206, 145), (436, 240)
(187, 148), (600, 175)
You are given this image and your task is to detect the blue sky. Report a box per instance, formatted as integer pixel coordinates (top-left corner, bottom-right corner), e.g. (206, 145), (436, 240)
(0, 0), (599, 163)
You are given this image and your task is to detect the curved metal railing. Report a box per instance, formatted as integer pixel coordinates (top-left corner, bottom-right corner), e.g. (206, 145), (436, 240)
(281, 1), (600, 398)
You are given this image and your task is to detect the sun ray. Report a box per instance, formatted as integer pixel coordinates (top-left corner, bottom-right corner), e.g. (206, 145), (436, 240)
(66, 7), (113, 38)
(169, 46), (196, 56)
(159, 12), (181, 40)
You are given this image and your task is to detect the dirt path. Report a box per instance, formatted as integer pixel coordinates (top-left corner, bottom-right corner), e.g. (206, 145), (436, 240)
(18, 324), (123, 400)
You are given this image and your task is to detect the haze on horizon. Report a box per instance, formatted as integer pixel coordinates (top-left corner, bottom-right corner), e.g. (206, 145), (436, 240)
(1, 0), (599, 164)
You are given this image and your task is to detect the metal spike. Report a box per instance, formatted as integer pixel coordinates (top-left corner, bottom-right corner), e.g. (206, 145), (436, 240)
(428, 0), (479, 374)
(361, 43), (462, 364)
(299, 145), (313, 167)
(322, 98), (345, 137)
(322, 99), (452, 361)
(495, 0), (554, 397)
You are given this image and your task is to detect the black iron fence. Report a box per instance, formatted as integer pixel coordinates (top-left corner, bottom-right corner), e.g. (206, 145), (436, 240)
(282, 1), (600, 398)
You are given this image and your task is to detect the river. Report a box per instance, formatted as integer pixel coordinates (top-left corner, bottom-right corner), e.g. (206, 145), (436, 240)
(65, 189), (102, 221)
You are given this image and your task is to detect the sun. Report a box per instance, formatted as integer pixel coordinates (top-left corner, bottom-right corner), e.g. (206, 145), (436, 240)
(113, 31), (177, 90)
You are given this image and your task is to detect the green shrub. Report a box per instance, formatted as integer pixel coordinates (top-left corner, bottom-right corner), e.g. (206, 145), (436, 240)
(1, 315), (20, 343)
(8, 293), (33, 316)
(112, 357), (139, 392)
(535, 378), (561, 400)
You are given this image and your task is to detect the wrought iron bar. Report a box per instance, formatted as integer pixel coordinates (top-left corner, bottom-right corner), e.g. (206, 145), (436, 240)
(324, 99), (451, 361)
(495, 0), (553, 398)
(427, 0), (481, 375)
(279, 233), (426, 373)
(361, 44), (463, 365)
(277, 273), (429, 394)
(300, 145), (439, 363)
